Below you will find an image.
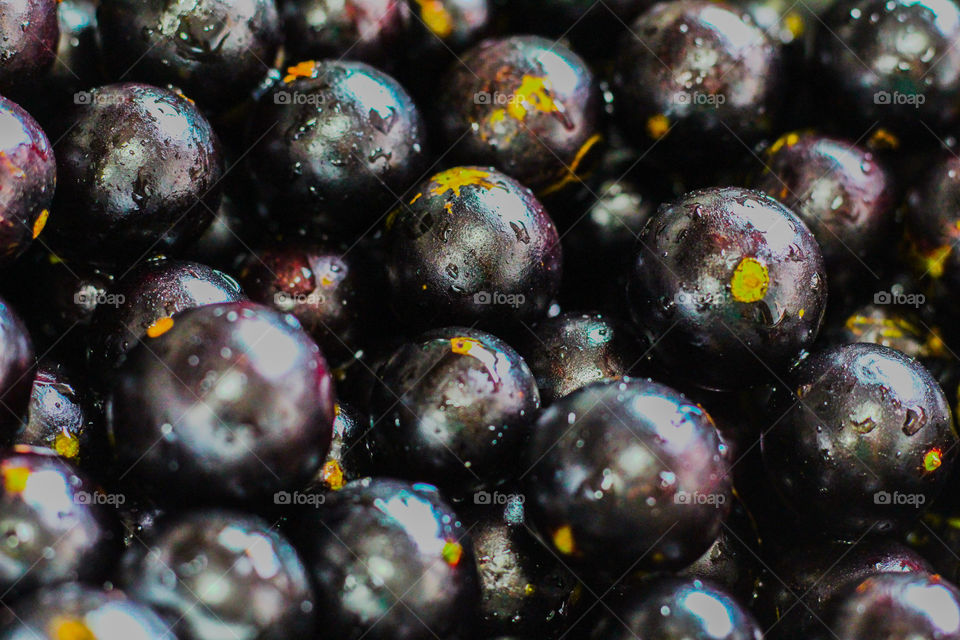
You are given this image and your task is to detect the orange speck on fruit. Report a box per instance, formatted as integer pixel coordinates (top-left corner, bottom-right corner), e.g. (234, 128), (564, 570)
(321, 460), (345, 490)
(409, 192), (422, 205)
(54, 431), (79, 459)
(925, 448), (943, 472)
(646, 114), (670, 140)
(450, 336), (481, 355)
(442, 541), (463, 565)
(49, 617), (95, 640)
(176, 90), (195, 105)
(429, 167), (499, 198)
(540, 133), (603, 196)
(414, 0), (454, 38)
(552, 525), (576, 555)
(283, 61), (318, 83)
(869, 128), (900, 150)
(0, 152), (24, 179)
(502, 75), (561, 121)
(3, 465), (30, 494)
(32, 209), (48, 238)
(730, 257), (769, 303)
(146, 316), (174, 338)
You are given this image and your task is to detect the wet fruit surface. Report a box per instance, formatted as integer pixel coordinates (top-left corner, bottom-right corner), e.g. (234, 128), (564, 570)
(120, 509), (316, 640)
(368, 326), (540, 494)
(287, 478), (479, 640)
(0, 297), (34, 431)
(49, 83), (223, 265)
(0, 96), (55, 267)
(524, 378), (731, 578)
(762, 343), (957, 538)
(0, 0), (58, 91)
(98, 0), (282, 111)
(387, 166), (562, 329)
(249, 59), (427, 232)
(437, 35), (602, 194)
(628, 186), (827, 390)
(108, 301), (335, 504)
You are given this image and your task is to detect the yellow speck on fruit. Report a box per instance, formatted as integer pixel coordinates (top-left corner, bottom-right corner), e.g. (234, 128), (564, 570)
(450, 336), (481, 355)
(3, 465), (29, 494)
(32, 209), (48, 239)
(442, 541), (463, 566)
(0, 152), (23, 179)
(540, 133), (603, 196)
(798, 308), (805, 319)
(385, 208), (400, 230)
(948, 516), (960, 530)
(321, 460), (345, 491)
(730, 257), (770, 303)
(768, 131), (800, 156)
(925, 449), (943, 472)
(552, 525), (576, 555)
(320, 274), (334, 287)
(429, 168), (499, 198)
(146, 316), (174, 338)
(283, 61), (318, 83)
(421, 284), (428, 290)
(784, 12), (805, 38)
(54, 431), (80, 459)
(524, 583), (536, 596)
(334, 403), (341, 417)
(414, 0), (454, 38)
(869, 128), (900, 150)
(504, 75), (561, 121)
(49, 617), (95, 640)
(646, 114), (670, 140)
(921, 244), (952, 279)
(48, 253), (62, 264)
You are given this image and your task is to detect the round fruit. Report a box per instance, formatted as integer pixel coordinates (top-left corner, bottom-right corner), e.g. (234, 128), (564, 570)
(108, 301), (335, 504)
(762, 343), (956, 537)
(0, 0), (58, 91)
(387, 166), (562, 329)
(627, 186), (826, 390)
(0, 297), (34, 430)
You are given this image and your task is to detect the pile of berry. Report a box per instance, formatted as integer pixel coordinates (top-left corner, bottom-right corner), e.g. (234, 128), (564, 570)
(0, 0), (958, 638)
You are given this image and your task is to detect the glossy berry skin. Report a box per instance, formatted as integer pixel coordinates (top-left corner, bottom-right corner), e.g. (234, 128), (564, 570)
(16, 361), (107, 471)
(816, 0), (960, 138)
(288, 478), (479, 640)
(368, 327), (540, 494)
(0, 298), (34, 430)
(524, 379), (731, 578)
(613, 0), (783, 167)
(519, 312), (640, 405)
(0, 583), (175, 640)
(281, 0), (409, 66)
(98, 0), (282, 111)
(762, 343), (957, 538)
(680, 497), (760, 601)
(108, 302), (335, 505)
(589, 577), (763, 640)
(754, 538), (932, 640)
(628, 186), (827, 391)
(387, 166), (562, 329)
(89, 258), (245, 370)
(905, 155), (960, 303)
(826, 304), (944, 363)
(249, 60), (427, 232)
(0, 97), (54, 267)
(50, 83), (222, 265)
(465, 494), (577, 637)
(240, 240), (368, 366)
(120, 509), (315, 640)
(0, 448), (120, 596)
(821, 572), (960, 640)
(437, 36), (601, 194)
(0, 0), (58, 91)
(752, 132), (895, 281)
